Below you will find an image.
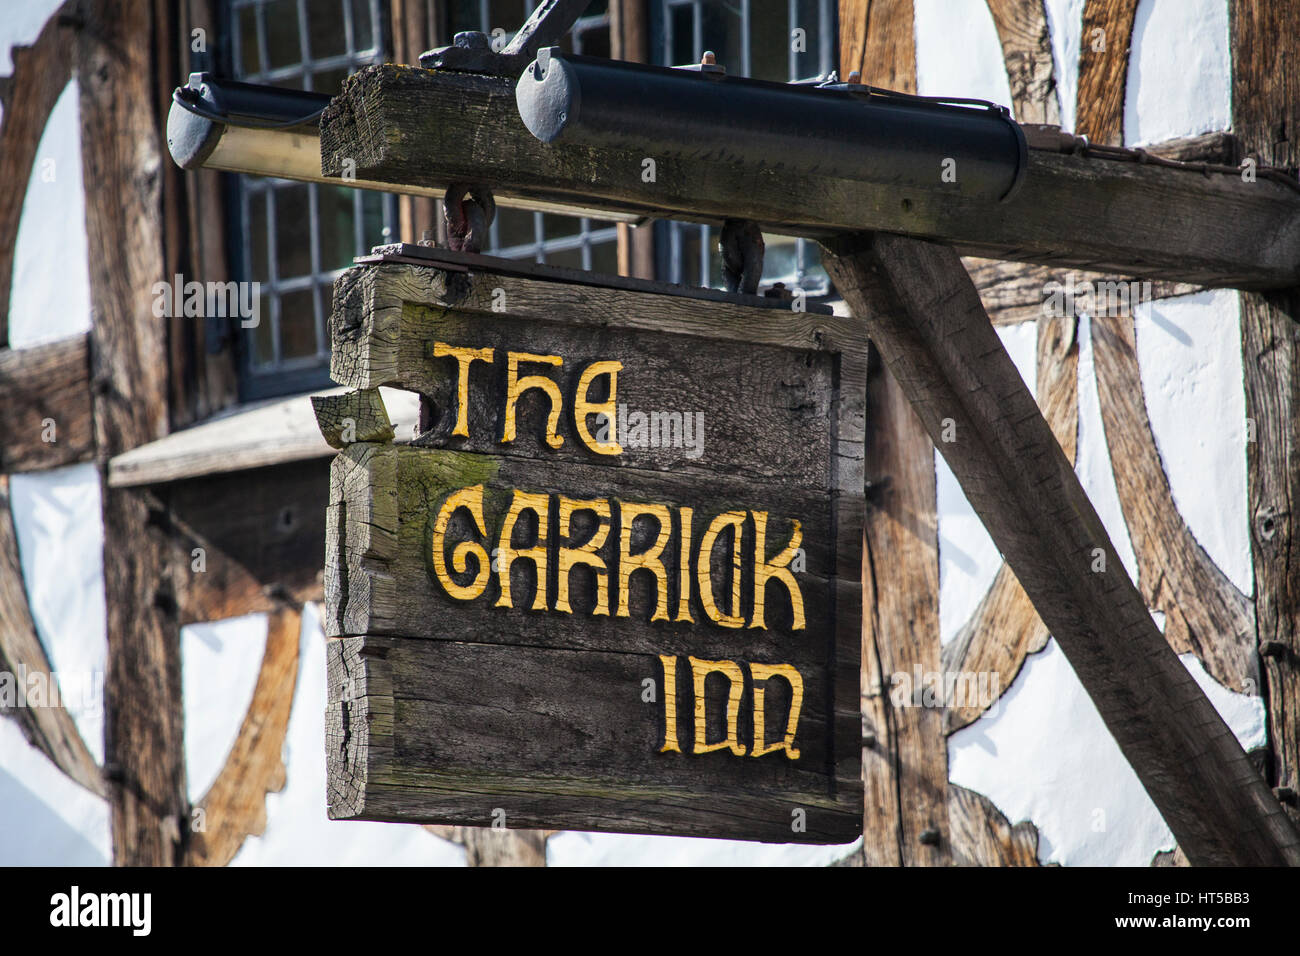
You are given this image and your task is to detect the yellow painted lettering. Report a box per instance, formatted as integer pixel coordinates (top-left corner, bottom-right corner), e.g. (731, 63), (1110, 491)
(555, 496), (611, 615)
(749, 511), (805, 631)
(750, 662), (804, 759)
(697, 510), (747, 628)
(659, 654), (681, 753)
(574, 360), (623, 455)
(495, 490), (550, 611)
(432, 343), (493, 438)
(503, 351), (564, 448)
(616, 502), (672, 622)
(689, 656), (746, 756)
(675, 506), (694, 623)
(430, 484), (490, 601)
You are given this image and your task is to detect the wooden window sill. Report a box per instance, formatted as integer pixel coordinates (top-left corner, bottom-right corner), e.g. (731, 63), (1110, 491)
(107, 387), (419, 488)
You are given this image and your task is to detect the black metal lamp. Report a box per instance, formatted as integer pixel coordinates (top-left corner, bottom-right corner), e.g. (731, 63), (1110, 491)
(515, 49), (1028, 202)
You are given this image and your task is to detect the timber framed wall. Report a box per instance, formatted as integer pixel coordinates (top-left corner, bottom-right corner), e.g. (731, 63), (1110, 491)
(2, 0), (1298, 866)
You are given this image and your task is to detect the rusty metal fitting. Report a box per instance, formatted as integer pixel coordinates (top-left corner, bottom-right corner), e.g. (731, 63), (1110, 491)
(443, 183), (497, 253)
(719, 218), (764, 295)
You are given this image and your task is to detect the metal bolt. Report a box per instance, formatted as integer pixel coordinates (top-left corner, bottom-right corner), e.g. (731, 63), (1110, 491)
(452, 31), (490, 51)
(701, 51), (716, 66)
(847, 70), (862, 85)
(763, 281), (794, 301)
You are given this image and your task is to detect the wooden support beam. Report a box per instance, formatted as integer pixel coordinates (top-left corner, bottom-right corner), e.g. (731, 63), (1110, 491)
(859, 351), (951, 865)
(842, 0), (981, 867)
(1232, 0), (1300, 829)
(947, 783), (1041, 866)
(77, 0), (187, 867)
(839, 0), (915, 95)
(0, 335), (94, 473)
(822, 231), (1300, 866)
(320, 65), (1300, 289)
(986, 0), (1060, 125)
(1077, 0), (1139, 145)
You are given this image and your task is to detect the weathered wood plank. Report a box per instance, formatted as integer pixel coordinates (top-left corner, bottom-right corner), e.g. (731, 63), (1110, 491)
(311, 388), (395, 449)
(327, 633), (860, 843)
(323, 259), (865, 843)
(947, 782), (1040, 866)
(78, 0), (184, 866)
(330, 263), (848, 491)
(822, 230), (1300, 866)
(859, 362), (951, 865)
(986, 0), (1060, 125)
(964, 258), (1204, 325)
(838, 0), (915, 95)
(320, 64), (1300, 289)
(326, 442), (842, 657)
(1077, 0), (1138, 145)
(108, 387), (420, 488)
(0, 335), (94, 473)
(842, 0), (960, 866)
(426, 825), (549, 866)
(1232, 0), (1300, 830)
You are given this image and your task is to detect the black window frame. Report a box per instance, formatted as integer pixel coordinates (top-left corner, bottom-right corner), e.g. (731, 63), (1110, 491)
(648, 0), (838, 296)
(221, 0), (399, 402)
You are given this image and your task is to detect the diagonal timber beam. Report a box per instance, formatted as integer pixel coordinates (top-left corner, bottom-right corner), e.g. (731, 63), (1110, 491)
(320, 65), (1300, 289)
(821, 231), (1300, 866)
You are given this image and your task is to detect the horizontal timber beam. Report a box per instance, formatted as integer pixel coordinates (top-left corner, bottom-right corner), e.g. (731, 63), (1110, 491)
(321, 65), (1300, 290)
(821, 231), (1300, 866)
(0, 334), (94, 473)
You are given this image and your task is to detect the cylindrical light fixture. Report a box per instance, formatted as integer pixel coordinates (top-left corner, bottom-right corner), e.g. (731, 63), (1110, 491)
(516, 50), (1028, 202)
(166, 72), (643, 222)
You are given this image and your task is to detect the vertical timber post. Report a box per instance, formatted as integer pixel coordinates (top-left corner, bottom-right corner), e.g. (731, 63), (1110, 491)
(839, 0), (952, 866)
(77, 0), (189, 865)
(1231, 0), (1300, 829)
(821, 230), (1300, 866)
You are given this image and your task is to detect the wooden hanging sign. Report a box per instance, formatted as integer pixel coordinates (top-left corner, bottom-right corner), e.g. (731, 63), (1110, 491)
(316, 249), (866, 843)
